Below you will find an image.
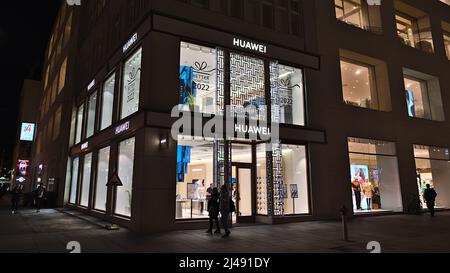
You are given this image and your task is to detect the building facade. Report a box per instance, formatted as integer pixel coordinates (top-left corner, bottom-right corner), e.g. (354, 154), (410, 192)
(34, 0), (450, 233)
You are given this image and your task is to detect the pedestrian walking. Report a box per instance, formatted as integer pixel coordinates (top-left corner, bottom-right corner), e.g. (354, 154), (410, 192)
(11, 184), (23, 214)
(35, 184), (47, 213)
(219, 185), (233, 238)
(206, 188), (221, 235)
(423, 184), (438, 217)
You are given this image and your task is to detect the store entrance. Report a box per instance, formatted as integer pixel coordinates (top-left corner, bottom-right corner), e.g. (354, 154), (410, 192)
(231, 142), (256, 224)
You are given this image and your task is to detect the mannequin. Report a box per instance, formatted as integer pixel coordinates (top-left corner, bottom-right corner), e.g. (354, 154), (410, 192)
(363, 182), (375, 210)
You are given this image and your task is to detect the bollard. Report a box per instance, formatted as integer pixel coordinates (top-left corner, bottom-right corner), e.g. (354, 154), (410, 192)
(340, 205), (349, 241)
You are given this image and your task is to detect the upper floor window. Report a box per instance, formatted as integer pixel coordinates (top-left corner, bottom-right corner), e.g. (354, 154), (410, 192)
(442, 21), (450, 60)
(75, 104), (84, 144)
(340, 49), (391, 111)
(100, 73), (115, 130)
(86, 91), (97, 138)
(404, 68), (445, 121)
(440, 0), (450, 6)
(121, 48), (142, 120)
(395, 1), (434, 53)
(335, 0), (382, 33)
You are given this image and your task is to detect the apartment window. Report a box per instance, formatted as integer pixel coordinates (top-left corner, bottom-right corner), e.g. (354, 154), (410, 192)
(395, 2), (434, 53)
(58, 58), (67, 94)
(115, 137), (136, 217)
(95, 147), (110, 211)
(335, 0), (382, 33)
(340, 50), (391, 111)
(404, 68), (444, 121)
(121, 48), (142, 119)
(414, 145), (450, 209)
(348, 137), (403, 213)
(75, 104), (84, 144)
(86, 92), (97, 138)
(100, 74), (115, 130)
(69, 157), (80, 204)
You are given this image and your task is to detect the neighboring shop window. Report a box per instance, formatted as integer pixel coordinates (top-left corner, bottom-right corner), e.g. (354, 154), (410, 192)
(348, 138), (403, 213)
(404, 68), (445, 121)
(69, 157), (79, 204)
(279, 144), (309, 215)
(80, 153), (92, 207)
(176, 137), (213, 220)
(116, 137), (136, 217)
(121, 48), (142, 119)
(100, 74), (115, 130)
(271, 63), (305, 126)
(75, 104), (84, 144)
(335, 0), (382, 33)
(86, 92), (97, 138)
(95, 147), (110, 211)
(414, 145), (450, 209)
(179, 42), (222, 115)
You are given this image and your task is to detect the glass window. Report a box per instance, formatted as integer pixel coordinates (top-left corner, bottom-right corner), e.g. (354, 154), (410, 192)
(348, 138), (403, 213)
(100, 74), (115, 130)
(75, 104), (84, 144)
(58, 58), (67, 94)
(80, 153), (92, 207)
(440, 0), (450, 5)
(395, 8), (434, 53)
(121, 48), (142, 119)
(335, 0), (382, 33)
(271, 63), (305, 126)
(415, 145), (450, 209)
(176, 137), (213, 220)
(341, 60), (377, 109)
(69, 157), (79, 204)
(95, 147), (110, 211)
(404, 68), (444, 121)
(86, 92), (97, 138)
(179, 42), (221, 115)
(116, 137), (136, 217)
(444, 31), (450, 60)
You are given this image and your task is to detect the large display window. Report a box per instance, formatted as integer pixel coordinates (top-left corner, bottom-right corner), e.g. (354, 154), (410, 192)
(414, 145), (450, 209)
(121, 48), (142, 119)
(95, 147), (110, 211)
(100, 74), (115, 130)
(348, 138), (403, 213)
(86, 92), (97, 138)
(115, 137), (136, 217)
(176, 137), (214, 220)
(75, 104), (84, 144)
(80, 153), (92, 207)
(69, 157), (79, 204)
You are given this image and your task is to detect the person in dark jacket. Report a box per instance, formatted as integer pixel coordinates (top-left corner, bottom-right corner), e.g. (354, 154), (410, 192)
(206, 188), (221, 235)
(219, 185), (231, 238)
(11, 184), (23, 214)
(423, 184), (438, 217)
(35, 185), (47, 213)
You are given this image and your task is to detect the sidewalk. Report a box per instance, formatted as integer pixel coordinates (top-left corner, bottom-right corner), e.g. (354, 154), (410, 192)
(0, 202), (449, 253)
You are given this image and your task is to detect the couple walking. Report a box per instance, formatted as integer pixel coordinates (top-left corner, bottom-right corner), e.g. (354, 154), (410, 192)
(206, 185), (235, 238)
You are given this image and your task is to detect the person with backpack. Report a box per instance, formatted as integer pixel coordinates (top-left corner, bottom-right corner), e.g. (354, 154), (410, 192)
(219, 185), (234, 238)
(35, 184), (47, 213)
(423, 184), (438, 217)
(206, 187), (221, 235)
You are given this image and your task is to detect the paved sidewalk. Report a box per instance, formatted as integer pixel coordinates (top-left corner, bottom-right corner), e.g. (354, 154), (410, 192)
(0, 203), (449, 253)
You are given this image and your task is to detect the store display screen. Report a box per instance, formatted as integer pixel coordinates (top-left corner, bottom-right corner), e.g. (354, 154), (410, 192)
(350, 164), (369, 183)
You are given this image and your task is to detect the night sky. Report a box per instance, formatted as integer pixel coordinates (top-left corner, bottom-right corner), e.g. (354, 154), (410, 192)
(0, 1), (60, 168)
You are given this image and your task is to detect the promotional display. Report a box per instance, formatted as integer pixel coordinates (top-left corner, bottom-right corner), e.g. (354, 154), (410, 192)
(20, 123), (35, 141)
(17, 160), (30, 177)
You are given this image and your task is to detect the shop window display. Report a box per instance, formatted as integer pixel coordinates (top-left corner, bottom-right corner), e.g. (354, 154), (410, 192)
(176, 137), (214, 220)
(348, 138), (403, 213)
(80, 153), (92, 207)
(100, 74), (115, 130)
(94, 147), (110, 211)
(115, 137), (136, 217)
(69, 157), (79, 204)
(414, 145), (450, 209)
(121, 48), (142, 119)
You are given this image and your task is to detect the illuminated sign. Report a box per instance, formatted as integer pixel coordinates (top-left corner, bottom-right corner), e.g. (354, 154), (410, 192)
(233, 38), (267, 54)
(17, 160), (30, 177)
(115, 121), (130, 135)
(20, 123), (35, 141)
(123, 33), (138, 53)
(235, 124), (271, 136)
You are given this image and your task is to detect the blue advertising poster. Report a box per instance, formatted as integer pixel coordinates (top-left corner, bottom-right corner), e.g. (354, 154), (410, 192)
(406, 90), (415, 118)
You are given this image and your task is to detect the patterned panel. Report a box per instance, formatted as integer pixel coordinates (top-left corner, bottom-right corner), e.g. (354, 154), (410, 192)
(214, 139), (225, 188)
(270, 61), (281, 124)
(216, 49), (225, 116)
(230, 53), (266, 120)
(266, 147), (274, 216)
(272, 142), (285, 216)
